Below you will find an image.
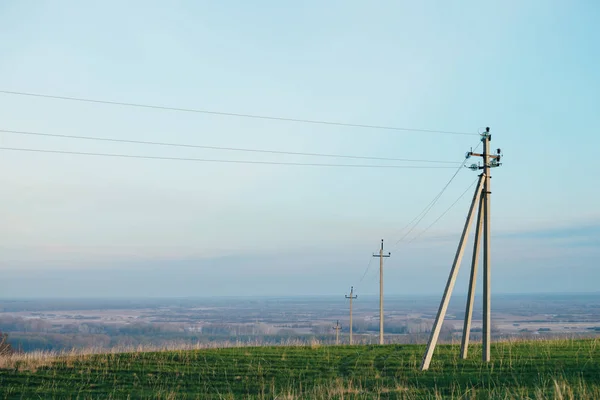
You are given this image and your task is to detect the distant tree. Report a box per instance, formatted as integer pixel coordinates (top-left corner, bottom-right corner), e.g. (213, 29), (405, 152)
(491, 323), (501, 334)
(310, 325), (329, 335)
(0, 331), (13, 355)
(440, 322), (455, 334)
(277, 329), (297, 337)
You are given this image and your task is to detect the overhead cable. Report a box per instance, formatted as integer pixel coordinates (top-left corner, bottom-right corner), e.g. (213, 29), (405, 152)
(0, 90), (479, 136)
(406, 177), (480, 244)
(0, 129), (463, 164)
(0, 146), (459, 169)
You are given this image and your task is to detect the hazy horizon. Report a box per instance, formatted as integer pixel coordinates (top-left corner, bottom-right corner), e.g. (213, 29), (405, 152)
(3, 292), (600, 301)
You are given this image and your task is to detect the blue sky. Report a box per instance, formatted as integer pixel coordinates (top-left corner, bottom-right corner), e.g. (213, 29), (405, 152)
(0, 0), (598, 297)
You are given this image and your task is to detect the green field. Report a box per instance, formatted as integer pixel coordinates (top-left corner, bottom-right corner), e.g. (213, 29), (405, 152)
(1, 339), (599, 399)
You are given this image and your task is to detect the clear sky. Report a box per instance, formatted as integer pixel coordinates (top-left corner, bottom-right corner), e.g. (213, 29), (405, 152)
(0, 0), (598, 297)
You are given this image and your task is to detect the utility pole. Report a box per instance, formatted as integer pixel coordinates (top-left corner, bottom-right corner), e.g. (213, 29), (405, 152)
(345, 286), (358, 345)
(482, 128), (493, 363)
(373, 239), (391, 345)
(332, 320), (342, 345)
(420, 127), (502, 370)
(460, 196), (484, 359)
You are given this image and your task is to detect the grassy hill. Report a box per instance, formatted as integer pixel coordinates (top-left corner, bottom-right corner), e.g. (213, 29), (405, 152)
(1, 339), (599, 399)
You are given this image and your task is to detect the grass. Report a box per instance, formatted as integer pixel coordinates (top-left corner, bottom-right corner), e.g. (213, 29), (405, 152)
(1, 338), (599, 399)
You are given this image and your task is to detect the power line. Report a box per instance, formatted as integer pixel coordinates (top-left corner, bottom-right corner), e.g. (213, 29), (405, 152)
(395, 168), (463, 243)
(391, 164), (465, 246)
(406, 177), (480, 244)
(358, 254), (376, 283)
(366, 257), (390, 286)
(0, 146), (460, 168)
(0, 129), (463, 165)
(0, 90), (479, 136)
(357, 244), (393, 286)
(391, 141), (483, 248)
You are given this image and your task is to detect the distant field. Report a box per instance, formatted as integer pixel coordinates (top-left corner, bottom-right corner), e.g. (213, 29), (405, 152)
(1, 339), (599, 399)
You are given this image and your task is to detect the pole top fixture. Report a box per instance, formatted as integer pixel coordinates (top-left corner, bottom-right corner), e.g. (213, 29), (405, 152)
(481, 127), (491, 141)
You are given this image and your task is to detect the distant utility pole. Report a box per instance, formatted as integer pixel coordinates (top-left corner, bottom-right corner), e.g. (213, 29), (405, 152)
(345, 286), (358, 344)
(373, 239), (391, 345)
(332, 320), (342, 345)
(420, 127), (502, 370)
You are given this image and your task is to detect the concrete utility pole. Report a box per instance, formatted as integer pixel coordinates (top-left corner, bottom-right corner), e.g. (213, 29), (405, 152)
(420, 127), (502, 371)
(420, 174), (485, 370)
(482, 128), (493, 363)
(345, 286), (358, 345)
(333, 320), (342, 345)
(373, 239), (391, 345)
(460, 196), (484, 359)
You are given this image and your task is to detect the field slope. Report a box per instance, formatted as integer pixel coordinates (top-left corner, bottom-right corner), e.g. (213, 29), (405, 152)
(1, 339), (599, 399)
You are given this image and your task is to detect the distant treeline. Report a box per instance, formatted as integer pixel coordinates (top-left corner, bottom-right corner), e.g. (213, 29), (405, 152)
(6, 332), (337, 352)
(0, 314), (451, 352)
(0, 316), (329, 351)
